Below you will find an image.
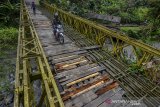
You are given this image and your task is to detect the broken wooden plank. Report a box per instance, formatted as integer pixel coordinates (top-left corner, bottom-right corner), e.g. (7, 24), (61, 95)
(60, 66), (106, 86)
(95, 81), (119, 95)
(61, 75), (110, 101)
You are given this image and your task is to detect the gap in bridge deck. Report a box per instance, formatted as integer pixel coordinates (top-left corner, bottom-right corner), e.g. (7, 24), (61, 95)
(27, 5), (126, 107)
(25, 3), (160, 107)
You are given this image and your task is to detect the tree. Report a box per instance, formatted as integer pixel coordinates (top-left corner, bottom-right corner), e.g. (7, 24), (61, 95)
(148, 0), (160, 19)
(140, 0), (160, 38)
(0, 0), (20, 26)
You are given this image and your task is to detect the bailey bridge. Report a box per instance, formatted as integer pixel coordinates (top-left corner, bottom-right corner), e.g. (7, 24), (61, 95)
(14, 0), (160, 107)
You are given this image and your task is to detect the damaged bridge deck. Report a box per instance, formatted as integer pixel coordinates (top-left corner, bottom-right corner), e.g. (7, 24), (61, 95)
(29, 7), (124, 107)
(28, 4), (160, 106)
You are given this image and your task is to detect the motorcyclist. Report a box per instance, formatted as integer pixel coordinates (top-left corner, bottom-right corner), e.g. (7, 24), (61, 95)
(52, 12), (61, 25)
(52, 13), (63, 39)
(52, 13), (61, 34)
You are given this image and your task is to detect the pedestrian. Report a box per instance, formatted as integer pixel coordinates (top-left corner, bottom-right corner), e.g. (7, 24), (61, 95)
(31, 1), (36, 15)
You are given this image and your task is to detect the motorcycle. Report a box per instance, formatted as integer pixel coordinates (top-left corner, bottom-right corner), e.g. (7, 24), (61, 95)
(54, 24), (64, 44)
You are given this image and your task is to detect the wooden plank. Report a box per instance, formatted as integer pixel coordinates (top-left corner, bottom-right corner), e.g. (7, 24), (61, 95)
(52, 55), (80, 64)
(55, 63), (98, 79)
(95, 81), (119, 95)
(61, 75), (110, 101)
(60, 66), (106, 86)
(84, 87), (122, 107)
(48, 49), (87, 58)
(55, 57), (88, 71)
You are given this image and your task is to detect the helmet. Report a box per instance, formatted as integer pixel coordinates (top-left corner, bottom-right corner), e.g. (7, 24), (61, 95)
(54, 12), (58, 17)
(57, 25), (62, 29)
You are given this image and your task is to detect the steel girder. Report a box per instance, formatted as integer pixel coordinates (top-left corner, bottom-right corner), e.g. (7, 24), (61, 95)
(41, 2), (160, 81)
(14, 1), (64, 107)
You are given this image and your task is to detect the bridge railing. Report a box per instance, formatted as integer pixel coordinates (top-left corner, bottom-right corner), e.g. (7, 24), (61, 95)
(41, 2), (160, 81)
(14, 1), (64, 107)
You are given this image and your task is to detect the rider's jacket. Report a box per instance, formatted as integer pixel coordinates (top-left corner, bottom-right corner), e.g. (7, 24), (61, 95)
(52, 17), (61, 29)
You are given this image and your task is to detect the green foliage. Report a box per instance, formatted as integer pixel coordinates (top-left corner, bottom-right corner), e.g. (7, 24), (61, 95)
(51, 0), (150, 23)
(50, 0), (159, 39)
(148, 0), (160, 18)
(139, 0), (160, 38)
(119, 7), (149, 24)
(120, 27), (141, 39)
(139, 19), (160, 39)
(0, 0), (20, 26)
(0, 28), (18, 44)
(132, 7), (149, 23)
(119, 12), (131, 23)
(120, 27), (140, 32)
(127, 30), (140, 39)
(128, 64), (144, 74)
(0, 27), (17, 94)
(0, 0), (18, 98)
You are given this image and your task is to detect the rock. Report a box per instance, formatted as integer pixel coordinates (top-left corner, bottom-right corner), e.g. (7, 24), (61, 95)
(0, 94), (4, 101)
(0, 100), (5, 107)
(5, 93), (14, 105)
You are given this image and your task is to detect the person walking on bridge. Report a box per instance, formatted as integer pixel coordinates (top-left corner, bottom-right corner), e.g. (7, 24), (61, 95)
(31, 1), (36, 15)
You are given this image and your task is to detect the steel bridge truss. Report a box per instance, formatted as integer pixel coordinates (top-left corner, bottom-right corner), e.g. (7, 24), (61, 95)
(14, 0), (160, 107)
(14, 1), (64, 107)
(41, 1), (160, 81)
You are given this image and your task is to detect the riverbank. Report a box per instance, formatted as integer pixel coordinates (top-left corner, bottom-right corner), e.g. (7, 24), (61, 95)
(0, 28), (18, 106)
